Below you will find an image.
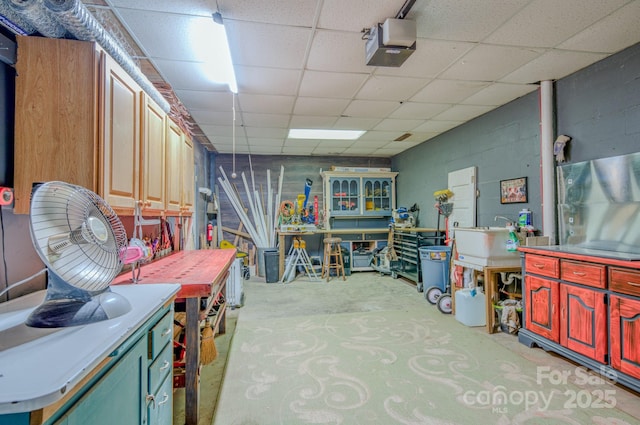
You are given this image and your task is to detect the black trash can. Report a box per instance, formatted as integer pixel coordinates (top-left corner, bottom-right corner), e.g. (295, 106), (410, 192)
(264, 249), (279, 283)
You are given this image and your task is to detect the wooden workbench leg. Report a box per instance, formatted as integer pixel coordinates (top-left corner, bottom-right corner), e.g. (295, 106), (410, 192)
(278, 234), (285, 280)
(185, 297), (200, 425)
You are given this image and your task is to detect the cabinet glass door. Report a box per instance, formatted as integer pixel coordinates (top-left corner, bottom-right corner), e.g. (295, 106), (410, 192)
(363, 178), (392, 216)
(330, 178), (360, 216)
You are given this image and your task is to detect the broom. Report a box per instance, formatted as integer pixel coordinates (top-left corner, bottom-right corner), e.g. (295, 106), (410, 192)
(200, 323), (218, 365)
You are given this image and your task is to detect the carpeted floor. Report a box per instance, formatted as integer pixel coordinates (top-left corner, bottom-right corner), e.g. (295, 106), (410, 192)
(212, 272), (640, 425)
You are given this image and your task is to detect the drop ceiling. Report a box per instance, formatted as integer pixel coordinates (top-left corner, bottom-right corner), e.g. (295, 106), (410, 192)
(82, 0), (640, 157)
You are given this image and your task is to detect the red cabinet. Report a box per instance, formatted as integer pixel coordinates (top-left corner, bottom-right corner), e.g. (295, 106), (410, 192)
(559, 284), (607, 363)
(610, 295), (640, 380)
(525, 276), (559, 342)
(520, 247), (640, 393)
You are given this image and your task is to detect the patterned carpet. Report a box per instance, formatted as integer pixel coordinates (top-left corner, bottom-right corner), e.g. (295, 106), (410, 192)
(213, 274), (640, 425)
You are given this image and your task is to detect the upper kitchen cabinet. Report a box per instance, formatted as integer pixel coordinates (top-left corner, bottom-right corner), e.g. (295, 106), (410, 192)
(140, 93), (166, 214)
(101, 52), (141, 213)
(165, 119), (194, 216)
(13, 36), (170, 216)
(14, 36), (100, 214)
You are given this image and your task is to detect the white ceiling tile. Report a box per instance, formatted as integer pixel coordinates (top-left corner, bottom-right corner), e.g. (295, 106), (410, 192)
(461, 83), (537, 106)
(485, 0), (629, 48)
(389, 102), (449, 119)
(400, 132), (439, 143)
(342, 146), (382, 155)
(373, 119), (423, 132)
(342, 100), (400, 118)
(282, 146), (317, 154)
(110, 0), (213, 16)
(237, 94), (295, 114)
(500, 50), (609, 84)
(351, 139), (392, 148)
(241, 114), (290, 128)
(408, 0), (531, 41)
(411, 79), (490, 103)
(441, 44), (544, 81)
(190, 109), (233, 126)
(299, 71), (369, 98)
(246, 138), (285, 147)
(243, 128), (287, 140)
(356, 75), (430, 101)
(290, 115), (340, 128)
(151, 58), (228, 92)
(432, 104), (494, 121)
(333, 116), (383, 130)
(318, 0), (406, 32)
(294, 97), (350, 116)
(235, 66), (301, 95)
(307, 30), (374, 73)
(218, 0), (319, 26)
(174, 89), (235, 111)
(225, 20), (311, 68)
(557, 1), (640, 54)
(412, 120), (463, 133)
(375, 39), (474, 79)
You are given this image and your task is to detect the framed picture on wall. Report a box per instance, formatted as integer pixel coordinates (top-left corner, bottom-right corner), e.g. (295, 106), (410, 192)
(500, 177), (528, 204)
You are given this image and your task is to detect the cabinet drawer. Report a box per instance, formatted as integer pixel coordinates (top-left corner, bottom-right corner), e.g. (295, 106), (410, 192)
(525, 254), (559, 278)
(147, 373), (173, 425)
(149, 311), (173, 360)
(609, 268), (640, 297)
(560, 260), (606, 288)
(148, 342), (173, 395)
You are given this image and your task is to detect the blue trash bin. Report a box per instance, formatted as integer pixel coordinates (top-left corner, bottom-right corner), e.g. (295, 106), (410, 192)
(419, 246), (452, 293)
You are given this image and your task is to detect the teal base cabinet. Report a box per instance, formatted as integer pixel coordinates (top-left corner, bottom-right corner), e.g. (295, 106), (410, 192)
(0, 284), (179, 425)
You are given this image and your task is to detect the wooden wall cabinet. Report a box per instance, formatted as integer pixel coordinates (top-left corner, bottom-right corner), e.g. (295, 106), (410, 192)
(519, 247), (640, 393)
(13, 36), (194, 218)
(140, 94), (166, 214)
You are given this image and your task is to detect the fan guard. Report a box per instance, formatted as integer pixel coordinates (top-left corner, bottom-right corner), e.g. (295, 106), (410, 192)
(26, 181), (131, 328)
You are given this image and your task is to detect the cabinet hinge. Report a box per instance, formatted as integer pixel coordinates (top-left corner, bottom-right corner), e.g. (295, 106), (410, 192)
(603, 293), (608, 305)
(604, 354), (609, 364)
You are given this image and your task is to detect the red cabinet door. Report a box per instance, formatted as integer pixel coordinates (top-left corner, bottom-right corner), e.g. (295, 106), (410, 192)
(525, 276), (559, 342)
(610, 295), (640, 379)
(560, 284), (607, 363)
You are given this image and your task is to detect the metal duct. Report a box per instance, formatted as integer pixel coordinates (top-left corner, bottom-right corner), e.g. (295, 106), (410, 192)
(6, 0), (66, 37)
(0, 0), (37, 34)
(0, 0), (170, 113)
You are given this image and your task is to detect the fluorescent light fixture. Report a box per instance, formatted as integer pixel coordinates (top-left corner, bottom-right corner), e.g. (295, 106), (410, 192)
(191, 13), (237, 93)
(288, 129), (365, 140)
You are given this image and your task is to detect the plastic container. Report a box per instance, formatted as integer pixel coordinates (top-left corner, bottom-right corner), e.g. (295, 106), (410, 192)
(419, 246), (452, 292)
(518, 208), (532, 227)
(455, 287), (486, 326)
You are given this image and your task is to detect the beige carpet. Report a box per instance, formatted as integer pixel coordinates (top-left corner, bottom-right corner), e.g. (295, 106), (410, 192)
(213, 273), (640, 425)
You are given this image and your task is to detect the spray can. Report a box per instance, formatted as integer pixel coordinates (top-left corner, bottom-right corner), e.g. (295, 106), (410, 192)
(518, 208), (532, 227)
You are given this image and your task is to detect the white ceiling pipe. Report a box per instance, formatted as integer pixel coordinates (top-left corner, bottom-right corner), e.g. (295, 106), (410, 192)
(540, 80), (557, 244)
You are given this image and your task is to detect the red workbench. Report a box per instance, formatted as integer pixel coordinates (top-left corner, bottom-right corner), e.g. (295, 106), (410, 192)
(113, 248), (236, 425)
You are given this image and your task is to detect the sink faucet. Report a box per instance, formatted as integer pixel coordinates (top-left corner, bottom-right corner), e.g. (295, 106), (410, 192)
(494, 215), (516, 226)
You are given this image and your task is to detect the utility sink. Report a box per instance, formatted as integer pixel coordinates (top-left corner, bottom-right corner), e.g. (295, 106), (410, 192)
(453, 227), (521, 268)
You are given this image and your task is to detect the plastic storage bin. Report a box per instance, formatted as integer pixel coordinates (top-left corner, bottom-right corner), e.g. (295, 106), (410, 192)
(419, 246), (452, 292)
(455, 288), (486, 326)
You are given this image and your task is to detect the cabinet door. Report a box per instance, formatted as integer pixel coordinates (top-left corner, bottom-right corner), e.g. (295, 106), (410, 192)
(165, 120), (183, 214)
(59, 336), (147, 425)
(181, 136), (195, 215)
(525, 276), (559, 342)
(141, 94), (166, 213)
(362, 178), (392, 216)
(102, 53), (141, 213)
(560, 284), (607, 363)
(610, 295), (640, 379)
(329, 177), (360, 216)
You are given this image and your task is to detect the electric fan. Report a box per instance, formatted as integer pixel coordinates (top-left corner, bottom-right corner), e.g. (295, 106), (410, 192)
(26, 181), (132, 328)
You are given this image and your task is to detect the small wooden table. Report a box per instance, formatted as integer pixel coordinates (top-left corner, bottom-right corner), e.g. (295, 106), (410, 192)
(113, 249), (236, 425)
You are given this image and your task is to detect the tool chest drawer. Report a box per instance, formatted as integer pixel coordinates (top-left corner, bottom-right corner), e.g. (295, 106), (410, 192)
(609, 267), (640, 297)
(560, 259), (606, 288)
(524, 254), (559, 278)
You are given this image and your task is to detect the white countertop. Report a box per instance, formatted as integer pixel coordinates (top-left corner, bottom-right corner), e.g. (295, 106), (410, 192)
(0, 283), (180, 414)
